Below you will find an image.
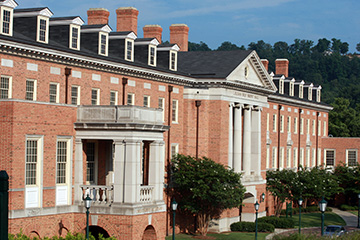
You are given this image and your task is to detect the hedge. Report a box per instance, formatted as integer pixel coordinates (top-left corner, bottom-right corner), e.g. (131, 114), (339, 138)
(230, 221), (275, 233)
(258, 216), (294, 228)
(339, 204), (358, 211)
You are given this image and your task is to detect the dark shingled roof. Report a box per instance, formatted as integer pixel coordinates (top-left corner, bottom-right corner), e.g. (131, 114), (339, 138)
(50, 16), (82, 21)
(15, 7), (52, 13)
(110, 31), (133, 36)
(81, 24), (108, 29)
(178, 50), (253, 78)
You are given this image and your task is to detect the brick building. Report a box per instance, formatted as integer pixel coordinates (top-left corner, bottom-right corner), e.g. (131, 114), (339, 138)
(0, 0), (357, 239)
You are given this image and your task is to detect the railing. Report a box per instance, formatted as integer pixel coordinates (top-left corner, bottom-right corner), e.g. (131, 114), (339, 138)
(80, 185), (113, 205)
(140, 185), (154, 203)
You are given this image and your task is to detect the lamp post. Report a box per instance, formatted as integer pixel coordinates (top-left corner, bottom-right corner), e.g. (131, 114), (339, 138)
(298, 197), (303, 235)
(357, 193), (360, 228)
(84, 194), (92, 240)
(171, 199), (178, 240)
(254, 201), (259, 240)
(261, 193), (265, 203)
(319, 197), (327, 236)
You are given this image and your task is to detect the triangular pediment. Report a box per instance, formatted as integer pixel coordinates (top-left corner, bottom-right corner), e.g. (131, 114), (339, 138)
(226, 51), (277, 91)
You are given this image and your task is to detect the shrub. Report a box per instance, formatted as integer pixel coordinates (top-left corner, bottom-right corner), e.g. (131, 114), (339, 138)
(339, 204), (358, 211)
(230, 221), (275, 232)
(258, 216), (294, 228)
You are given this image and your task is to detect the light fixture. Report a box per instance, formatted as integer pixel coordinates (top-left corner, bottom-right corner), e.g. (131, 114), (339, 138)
(261, 193), (265, 203)
(171, 199), (178, 211)
(254, 201), (259, 211)
(298, 197), (303, 206)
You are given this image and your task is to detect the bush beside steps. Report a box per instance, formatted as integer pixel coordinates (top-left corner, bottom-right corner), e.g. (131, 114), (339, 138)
(230, 221), (275, 233)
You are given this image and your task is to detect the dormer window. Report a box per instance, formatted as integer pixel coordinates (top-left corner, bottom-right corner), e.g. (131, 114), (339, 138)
(308, 86), (313, 101)
(317, 87), (321, 102)
(98, 32), (108, 56)
(279, 79), (284, 94)
(37, 16), (49, 43)
(170, 50), (177, 71)
(125, 39), (134, 61)
(299, 84), (303, 98)
(290, 81), (294, 96)
(148, 45), (157, 66)
(1, 8), (11, 35)
(70, 25), (80, 50)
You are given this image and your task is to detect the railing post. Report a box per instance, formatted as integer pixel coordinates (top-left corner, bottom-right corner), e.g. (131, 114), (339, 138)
(0, 171), (9, 240)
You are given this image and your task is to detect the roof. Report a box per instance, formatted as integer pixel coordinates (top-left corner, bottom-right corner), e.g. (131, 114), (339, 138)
(178, 50), (253, 78)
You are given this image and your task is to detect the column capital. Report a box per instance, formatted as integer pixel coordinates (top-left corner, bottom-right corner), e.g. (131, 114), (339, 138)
(253, 106), (263, 112)
(244, 105), (253, 111)
(150, 140), (165, 146)
(234, 103), (243, 109)
(75, 138), (82, 144)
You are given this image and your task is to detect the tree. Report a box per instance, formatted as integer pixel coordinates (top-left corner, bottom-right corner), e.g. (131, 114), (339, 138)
(334, 164), (360, 205)
(171, 154), (245, 236)
(329, 98), (359, 137)
(188, 41), (212, 51)
(357, 42), (360, 52)
(216, 41), (241, 51)
(313, 38), (331, 53)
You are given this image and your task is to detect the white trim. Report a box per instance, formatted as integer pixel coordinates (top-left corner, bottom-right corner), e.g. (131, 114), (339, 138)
(171, 143), (179, 158)
(69, 24), (81, 50)
(324, 149), (335, 167)
(110, 90), (118, 105)
(14, 8), (53, 18)
(172, 99), (178, 123)
(81, 25), (111, 33)
(91, 88), (100, 105)
(125, 39), (134, 61)
(127, 92), (135, 105)
(157, 44), (180, 51)
(0, 75), (12, 98)
(0, 6), (13, 36)
(109, 32), (137, 40)
(50, 17), (84, 26)
(0, 0), (18, 8)
(158, 97), (165, 122)
(143, 95), (150, 107)
(346, 149), (357, 166)
(98, 32), (108, 56)
(26, 79), (37, 101)
(55, 137), (72, 206)
(169, 50), (177, 71)
(49, 82), (60, 103)
(148, 45), (157, 67)
(135, 38), (159, 46)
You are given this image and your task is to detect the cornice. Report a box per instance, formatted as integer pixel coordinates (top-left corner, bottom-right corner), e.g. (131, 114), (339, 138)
(269, 94), (333, 112)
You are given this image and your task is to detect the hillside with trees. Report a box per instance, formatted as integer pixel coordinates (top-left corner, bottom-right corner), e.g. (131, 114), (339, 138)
(188, 39), (360, 137)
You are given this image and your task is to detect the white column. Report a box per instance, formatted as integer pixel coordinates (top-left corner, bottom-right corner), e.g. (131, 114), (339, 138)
(149, 141), (165, 201)
(243, 105), (252, 176)
(228, 104), (234, 168)
(123, 140), (142, 203)
(74, 138), (83, 203)
(233, 104), (243, 173)
(251, 107), (262, 179)
(113, 140), (125, 203)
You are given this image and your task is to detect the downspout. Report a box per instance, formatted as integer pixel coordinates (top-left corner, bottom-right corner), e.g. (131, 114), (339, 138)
(166, 85), (173, 236)
(277, 105), (281, 169)
(64, 67), (72, 104)
(195, 100), (202, 160)
(122, 77), (128, 105)
(298, 108), (302, 170)
(316, 112), (319, 166)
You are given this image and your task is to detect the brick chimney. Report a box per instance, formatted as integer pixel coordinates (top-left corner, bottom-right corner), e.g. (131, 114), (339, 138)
(169, 24), (189, 52)
(261, 59), (269, 71)
(116, 7), (139, 34)
(87, 8), (109, 25)
(143, 25), (162, 43)
(275, 59), (289, 77)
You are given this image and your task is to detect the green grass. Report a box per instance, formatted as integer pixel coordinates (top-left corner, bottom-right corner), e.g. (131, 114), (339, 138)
(290, 212), (346, 227)
(165, 232), (269, 240)
(349, 211), (358, 216)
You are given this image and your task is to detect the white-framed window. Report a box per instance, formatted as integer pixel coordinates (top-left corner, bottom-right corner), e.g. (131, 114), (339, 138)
(325, 149), (335, 167)
(98, 32), (108, 56)
(312, 148), (316, 167)
(279, 79), (284, 94)
(317, 89), (321, 102)
(266, 145), (270, 169)
(273, 114), (277, 132)
(110, 90), (118, 105)
(86, 142), (97, 184)
(158, 97), (165, 121)
(71, 85), (80, 105)
(69, 25), (80, 50)
(306, 119), (310, 135)
(148, 45), (157, 66)
(127, 93), (134, 105)
(272, 147), (277, 169)
(300, 148), (304, 166)
(280, 115), (284, 133)
(143, 95), (150, 107)
(318, 148), (322, 166)
(49, 82), (59, 103)
(172, 99), (178, 123)
(306, 148), (310, 167)
(290, 81), (294, 96)
(317, 120), (321, 136)
(266, 113), (270, 132)
(286, 148), (291, 168)
(294, 117), (298, 134)
(125, 39), (134, 61)
(56, 139), (71, 184)
(287, 116), (291, 133)
(37, 16), (49, 43)
(300, 118), (304, 134)
(279, 147), (284, 168)
(91, 88), (100, 105)
(308, 87), (313, 101)
(312, 119), (316, 136)
(346, 150), (357, 166)
(171, 143), (179, 158)
(0, 75), (12, 99)
(293, 147), (298, 169)
(1, 7), (13, 36)
(169, 50), (177, 71)
(25, 79), (37, 101)
(323, 121), (327, 136)
(299, 84), (303, 98)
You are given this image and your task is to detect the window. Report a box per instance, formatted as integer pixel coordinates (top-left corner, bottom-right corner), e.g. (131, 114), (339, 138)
(286, 148), (291, 168)
(71, 85), (80, 105)
(306, 148), (310, 167)
(86, 142), (96, 184)
(318, 120), (321, 136)
(143, 95), (150, 107)
(26, 79), (37, 101)
(172, 99), (178, 123)
(290, 82), (294, 96)
(312, 119), (316, 136)
(266, 146), (270, 169)
(99, 33), (108, 56)
(347, 150), (357, 166)
(279, 147), (284, 168)
(110, 91), (118, 105)
(300, 148), (304, 166)
(312, 149), (316, 167)
(170, 50), (177, 71)
(300, 118), (304, 134)
(272, 147), (277, 169)
(279, 79), (284, 94)
(158, 97), (165, 121)
(280, 115), (284, 133)
(171, 143), (179, 158)
(308, 87), (312, 101)
(141, 141), (151, 185)
(149, 46), (156, 66)
(266, 113), (270, 132)
(306, 119), (310, 135)
(125, 39), (134, 61)
(273, 114), (277, 132)
(127, 93), (134, 105)
(26, 139), (39, 185)
(293, 148), (298, 168)
(1, 8), (12, 35)
(0, 75), (11, 99)
(299, 85), (303, 98)
(49, 83), (59, 103)
(56, 140), (69, 184)
(91, 88), (100, 105)
(37, 16), (48, 43)
(70, 25), (80, 50)
(325, 150), (335, 167)
(323, 121), (326, 136)
(317, 89), (321, 102)
(287, 116), (291, 133)
(294, 117), (298, 134)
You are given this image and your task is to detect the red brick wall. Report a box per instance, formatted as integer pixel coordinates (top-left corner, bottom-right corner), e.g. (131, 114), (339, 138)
(321, 137), (360, 165)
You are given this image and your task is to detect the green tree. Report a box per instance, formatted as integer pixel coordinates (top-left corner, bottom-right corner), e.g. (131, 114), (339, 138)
(334, 164), (360, 205)
(313, 38), (331, 53)
(171, 154), (245, 236)
(216, 41), (241, 51)
(188, 41), (212, 51)
(328, 98), (358, 137)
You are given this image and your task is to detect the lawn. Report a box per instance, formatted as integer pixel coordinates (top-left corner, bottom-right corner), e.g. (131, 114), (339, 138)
(165, 232), (269, 240)
(289, 212), (346, 227)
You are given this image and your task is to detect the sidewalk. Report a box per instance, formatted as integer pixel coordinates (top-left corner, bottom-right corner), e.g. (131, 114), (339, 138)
(331, 208), (358, 227)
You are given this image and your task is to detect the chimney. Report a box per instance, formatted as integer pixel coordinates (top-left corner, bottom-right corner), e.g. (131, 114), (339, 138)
(275, 59), (289, 77)
(169, 24), (189, 52)
(261, 59), (269, 71)
(143, 25), (162, 43)
(116, 7), (139, 34)
(87, 8), (109, 25)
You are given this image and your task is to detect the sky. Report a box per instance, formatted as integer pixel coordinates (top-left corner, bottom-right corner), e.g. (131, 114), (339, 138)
(17, 0), (360, 53)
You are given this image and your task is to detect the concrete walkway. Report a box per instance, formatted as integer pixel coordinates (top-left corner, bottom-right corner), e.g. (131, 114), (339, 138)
(331, 208), (358, 227)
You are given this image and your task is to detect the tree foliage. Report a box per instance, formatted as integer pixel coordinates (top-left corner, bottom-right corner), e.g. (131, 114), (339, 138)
(171, 154), (245, 236)
(334, 164), (360, 205)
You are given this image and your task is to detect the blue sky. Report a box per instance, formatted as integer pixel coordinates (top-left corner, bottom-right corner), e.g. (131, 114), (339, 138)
(18, 0), (359, 53)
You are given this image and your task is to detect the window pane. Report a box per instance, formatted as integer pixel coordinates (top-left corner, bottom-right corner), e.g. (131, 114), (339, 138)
(2, 10), (10, 34)
(71, 86), (78, 105)
(348, 150), (357, 166)
(39, 19), (46, 42)
(0, 76), (9, 99)
(71, 27), (78, 49)
(91, 89), (98, 105)
(26, 80), (34, 100)
(110, 91), (117, 105)
(56, 141), (67, 184)
(326, 150), (335, 166)
(26, 140), (37, 185)
(86, 143), (95, 183)
(49, 83), (57, 103)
